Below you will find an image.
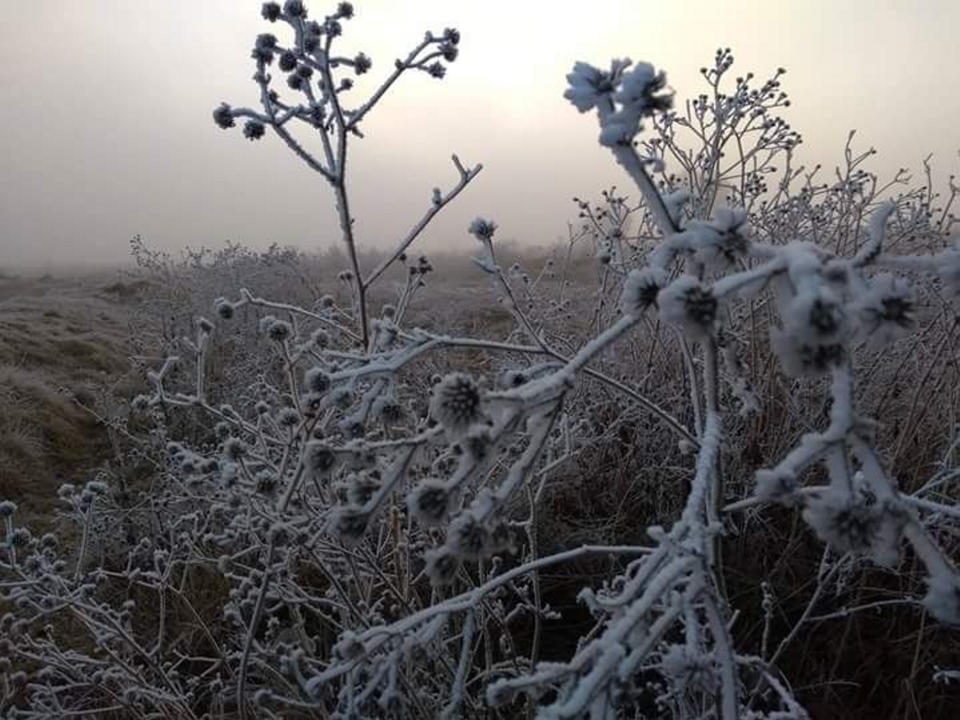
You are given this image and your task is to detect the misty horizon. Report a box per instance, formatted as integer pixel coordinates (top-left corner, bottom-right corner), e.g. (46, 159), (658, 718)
(2, 0), (958, 268)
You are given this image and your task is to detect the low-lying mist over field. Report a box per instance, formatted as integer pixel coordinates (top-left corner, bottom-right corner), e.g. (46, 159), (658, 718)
(1, 2), (959, 719)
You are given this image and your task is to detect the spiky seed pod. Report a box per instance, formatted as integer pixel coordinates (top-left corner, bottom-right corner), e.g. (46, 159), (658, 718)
(282, 0), (306, 18)
(276, 407), (300, 427)
(441, 43), (458, 62)
(408, 481), (453, 526)
(213, 103), (235, 129)
(425, 547), (460, 586)
(443, 27), (460, 45)
(468, 217), (497, 241)
(305, 441), (336, 474)
(255, 471), (279, 496)
(447, 514), (492, 560)
(354, 52), (371, 74)
(214, 297), (235, 319)
(304, 367), (331, 394)
(430, 373), (484, 438)
(278, 51), (297, 72)
(260, 316), (292, 342)
(261, 2), (281, 22)
(222, 438), (246, 462)
(659, 276), (717, 337)
(620, 267), (666, 316)
(243, 120), (266, 140)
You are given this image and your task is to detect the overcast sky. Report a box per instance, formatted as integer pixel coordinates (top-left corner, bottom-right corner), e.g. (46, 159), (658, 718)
(1, 0), (958, 268)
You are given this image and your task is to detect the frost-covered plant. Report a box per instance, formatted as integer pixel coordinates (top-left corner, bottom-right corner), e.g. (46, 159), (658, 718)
(2, 4), (960, 719)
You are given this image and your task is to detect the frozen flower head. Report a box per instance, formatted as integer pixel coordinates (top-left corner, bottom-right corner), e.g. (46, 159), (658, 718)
(310, 327), (329, 347)
(773, 288), (850, 376)
(353, 52), (371, 74)
(278, 50), (297, 72)
(658, 276), (717, 338)
(599, 61), (672, 146)
(853, 273), (915, 348)
(447, 513), (492, 560)
(305, 441), (336, 474)
(802, 487), (907, 567)
(615, 62), (671, 113)
(771, 328), (845, 378)
(468, 217), (497, 242)
(282, 0), (306, 18)
(304, 367), (331, 394)
(214, 297), (235, 320)
(425, 546), (460, 586)
(222, 437), (247, 462)
(430, 373), (485, 438)
(255, 470), (279, 496)
(259, 315), (292, 342)
(620, 266), (666, 316)
(564, 59), (630, 113)
(276, 407), (299, 428)
(440, 42), (458, 62)
(443, 27), (460, 45)
(213, 103), (235, 129)
(261, 2), (281, 22)
(690, 206), (751, 267)
(408, 480), (453, 526)
(0, 501), (17, 518)
(784, 289), (849, 345)
(243, 120), (266, 141)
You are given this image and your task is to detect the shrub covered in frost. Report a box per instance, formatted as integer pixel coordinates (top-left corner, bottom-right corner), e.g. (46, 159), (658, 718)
(2, 4), (960, 719)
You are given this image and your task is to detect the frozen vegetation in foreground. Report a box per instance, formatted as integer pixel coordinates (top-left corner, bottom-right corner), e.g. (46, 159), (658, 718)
(2, 2), (960, 718)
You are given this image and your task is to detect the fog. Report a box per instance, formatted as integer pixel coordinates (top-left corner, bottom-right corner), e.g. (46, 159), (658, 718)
(1, 0), (957, 268)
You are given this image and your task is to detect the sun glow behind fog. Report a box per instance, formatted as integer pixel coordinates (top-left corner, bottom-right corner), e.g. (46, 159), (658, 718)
(0, 0), (957, 267)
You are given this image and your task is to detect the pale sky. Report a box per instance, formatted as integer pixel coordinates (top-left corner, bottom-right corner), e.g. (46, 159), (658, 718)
(1, 0), (958, 268)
